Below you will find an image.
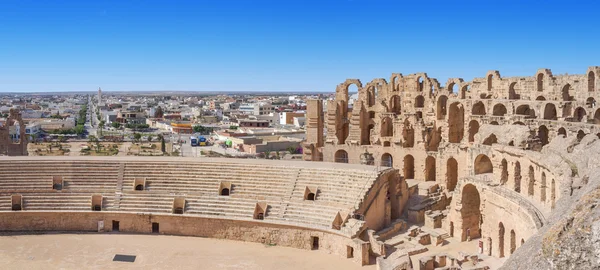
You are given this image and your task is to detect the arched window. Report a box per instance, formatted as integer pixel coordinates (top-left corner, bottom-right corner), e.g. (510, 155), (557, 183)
(220, 188), (230, 196)
(472, 102), (486, 115)
(403, 155), (414, 179)
(589, 71), (596, 92)
(334, 150), (348, 163)
(474, 154), (493, 175)
(537, 73), (544, 92)
(425, 156), (436, 181)
(500, 159), (508, 185)
(492, 104), (507, 116)
(514, 162), (522, 193)
(543, 104), (557, 120)
(528, 166), (535, 196)
(562, 84), (571, 101)
(415, 95), (425, 108)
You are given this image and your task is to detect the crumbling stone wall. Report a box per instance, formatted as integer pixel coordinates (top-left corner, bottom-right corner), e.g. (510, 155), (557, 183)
(0, 109), (28, 156)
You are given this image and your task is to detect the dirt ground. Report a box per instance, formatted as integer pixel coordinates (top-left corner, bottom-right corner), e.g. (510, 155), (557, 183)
(0, 233), (370, 270)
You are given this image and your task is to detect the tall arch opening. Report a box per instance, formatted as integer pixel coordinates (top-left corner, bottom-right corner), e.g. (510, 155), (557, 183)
(461, 184), (481, 241)
(516, 105), (535, 117)
(381, 117), (393, 137)
(403, 155), (415, 179)
(487, 74), (493, 91)
(334, 150), (348, 163)
(468, 120), (480, 143)
(472, 102), (486, 115)
(514, 162), (521, 193)
(501, 159), (508, 185)
(437, 95), (448, 120)
(537, 73), (544, 92)
(595, 109), (600, 122)
(474, 154), (493, 175)
(492, 104), (507, 116)
(336, 101), (349, 144)
(509, 82), (519, 100)
(589, 71), (596, 92)
(543, 103), (557, 120)
(417, 77), (424, 92)
(562, 84), (572, 101)
(528, 166), (535, 196)
(586, 97), (596, 108)
(574, 107), (587, 122)
(381, 153), (393, 167)
(482, 134), (498, 146)
(449, 102), (464, 143)
(510, 230), (517, 254)
(390, 95), (401, 114)
(538, 125), (549, 146)
(498, 222), (505, 258)
(415, 95), (425, 108)
(551, 178), (556, 209)
(558, 127), (567, 138)
(402, 119), (415, 148)
(447, 158), (458, 191)
(541, 172), (547, 202)
(461, 85), (469, 99)
(449, 83), (459, 95)
(425, 156), (436, 181)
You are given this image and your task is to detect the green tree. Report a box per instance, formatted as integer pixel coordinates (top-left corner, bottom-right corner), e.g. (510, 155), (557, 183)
(74, 125), (85, 136)
(88, 135), (97, 144)
(111, 122), (121, 129)
(287, 147), (296, 154)
(161, 137), (166, 153)
(147, 135), (153, 142)
(133, 133), (142, 143)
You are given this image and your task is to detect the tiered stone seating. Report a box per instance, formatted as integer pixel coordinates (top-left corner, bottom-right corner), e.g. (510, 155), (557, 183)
(0, 158), (384, 233)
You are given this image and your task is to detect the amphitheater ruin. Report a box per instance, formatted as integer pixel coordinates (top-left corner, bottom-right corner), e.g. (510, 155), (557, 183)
(1, 67), (600, 269)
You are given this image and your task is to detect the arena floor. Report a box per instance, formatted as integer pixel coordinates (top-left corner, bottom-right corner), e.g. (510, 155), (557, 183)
(0, 233), (371, 270)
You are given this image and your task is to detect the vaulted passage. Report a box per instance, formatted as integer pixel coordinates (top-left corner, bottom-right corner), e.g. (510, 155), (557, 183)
(461, 184), (481, 242)
(514, 162), (522, 193)
(500, 159), (508, 185)
(447, 158), (458, 191)
(543, 104), (557, 120)
(403, 155), (414, 179)
(425, 156), (436, 181)
(492, 104), (507, 116)
(474, 154), (492, 175)
(472, 102), (486, 115)
(334, 150), (348, 163)
(448, 102), (464, 143)
(468, 120), (480, 143)
(498, 222), (505, 258)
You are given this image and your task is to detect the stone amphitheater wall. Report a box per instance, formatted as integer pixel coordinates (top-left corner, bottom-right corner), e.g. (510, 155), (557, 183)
(0, 211), (370, 265)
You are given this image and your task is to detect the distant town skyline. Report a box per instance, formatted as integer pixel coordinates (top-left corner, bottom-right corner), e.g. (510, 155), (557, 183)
(0, 0), (598, 92)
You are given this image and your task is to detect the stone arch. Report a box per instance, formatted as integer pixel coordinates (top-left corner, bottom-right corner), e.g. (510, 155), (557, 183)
(487, 74), (493, 91)
(498, 222), (505, 258)
(417, 76), (424, 92)
(381, 153), (393, 167)
(449, 102), (464, 143)
(510, 230), (516, 254)
(558, 127), (567, 137)
(334, 150), (348, 163)
(380, 117), (393, 137)
(538, 125), (549, 146)
(562, 84), (572, 101)
(460, 85), (469, 99)
(490, 121), (499, 125)
(468, 120), (480, 143)
(472, 101), (486, 115)
(514, 162), (522, 193)
(492, 104), (507, 116)
(403, 155), (414, 179)
(448, 82), (459, 96)
(402, 119), (414, 148)
(537, 73), (544, 92)
(577, 130), (586, 141)
(516, 105), (535, 117)
(528, 166), (535, 196)
(474, 154), (493, 175)
(425, 156), (436, 181)
(541, 172), (547, 203)
(586, 97), (596, 108)
(513, 121), (525, 126)
(589, 71), (596, 92)
(543, 103), (557, 120)
(437, 95), (448, 120)
(501, 159), (508, 185)
(367, 88), (375, 107)
(390, 95), (401, 114)
(415, 95), (425, 108)
(461, 184), (481, 241)
(536, 96), (546, 101)
(482, 134), (498, 146)
(336, 101), (349, 144)
(595, 109), (600, 122)
(447, 158), (458, 191)
(509, 82), (519, 100)
(574, 107), (587, 122)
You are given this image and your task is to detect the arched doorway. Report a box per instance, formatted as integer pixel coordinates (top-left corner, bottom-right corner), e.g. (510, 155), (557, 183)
(558, 127), (567, 138)
(528, 166), (535, 197)
(514, 162), (522, 193)
(474, 154), (493, 175)
(403, 155), (414, 179)
(437, 95), (448, 120)
(562, 84), (571, 101)
(492, 104), (507, 116)
(472, 102), (486, 115)
(447, 158), (458, 191)
(381, 117), (393, 137)
(381, 153), (393, 167)
(501, 159), (508, 185)
(541, 172), (547, 203)
(448, 102), (464, 143)
(334, 150), (348, 163)
(543, 103), (557, 120)
(390, 95), (401, 114)
(498, 222), (505, 258)
(510, 230), (516, 254)
(425, 156), (436, 181)
(461, 184), (481, 241)
(538, 125), (549, 146)
(574, 107), (587, 122)
(415, 95), (425, 108)
(468, 120), (480, 143)
(551, 178), (556, 209)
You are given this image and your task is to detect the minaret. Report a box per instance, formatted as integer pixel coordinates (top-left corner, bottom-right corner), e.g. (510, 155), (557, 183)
(98, 87), (102, 104)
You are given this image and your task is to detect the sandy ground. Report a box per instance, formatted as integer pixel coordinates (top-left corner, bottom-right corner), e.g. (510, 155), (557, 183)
(0, 233), (371, 270)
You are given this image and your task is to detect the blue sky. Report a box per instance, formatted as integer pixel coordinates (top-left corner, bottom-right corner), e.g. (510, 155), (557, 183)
(0, 0), (598, 92)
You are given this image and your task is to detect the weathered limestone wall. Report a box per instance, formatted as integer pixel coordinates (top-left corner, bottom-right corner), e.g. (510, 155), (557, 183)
(0, 211), (369, 265)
